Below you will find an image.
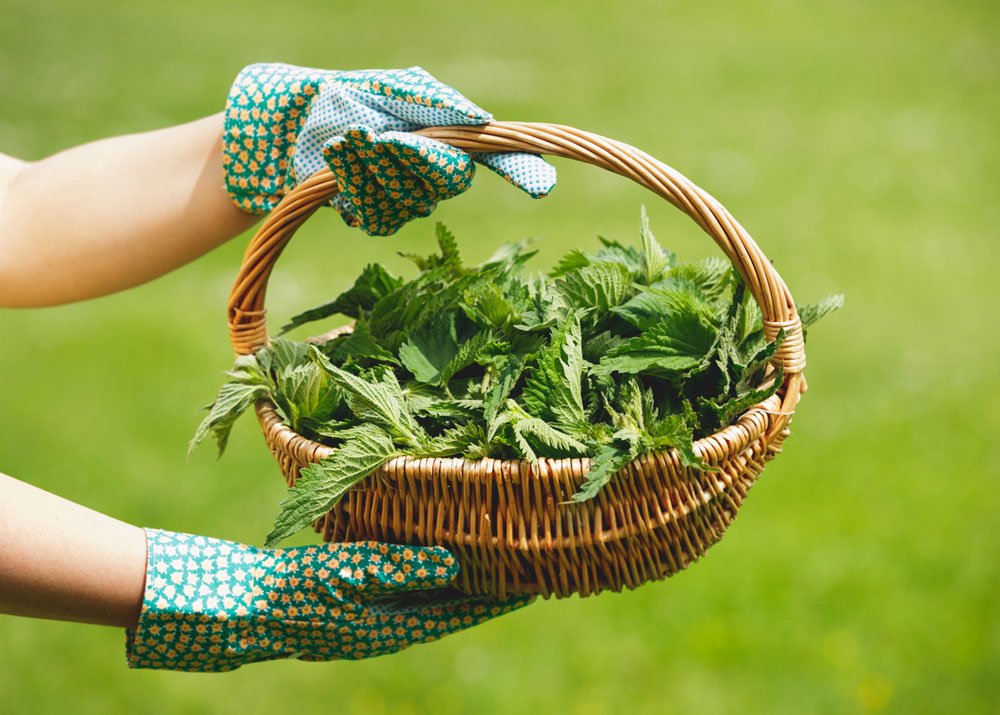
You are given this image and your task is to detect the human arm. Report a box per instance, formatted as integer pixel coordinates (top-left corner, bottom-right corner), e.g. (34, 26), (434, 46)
(0, 471), (146, 627)
(0, 64), (556, 310)
(0, 113), (260, 308)
(0, 470), (532, 669)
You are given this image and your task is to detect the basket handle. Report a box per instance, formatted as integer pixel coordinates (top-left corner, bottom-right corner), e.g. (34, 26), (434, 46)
(227, 121), (806, 402)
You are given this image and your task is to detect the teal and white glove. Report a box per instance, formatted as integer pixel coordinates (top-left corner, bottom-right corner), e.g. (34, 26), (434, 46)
(126, 529), (532, 672)
(223, 62), (556, 235)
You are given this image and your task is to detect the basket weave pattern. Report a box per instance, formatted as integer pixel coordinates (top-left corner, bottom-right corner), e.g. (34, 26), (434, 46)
(227, 122), (806, 598)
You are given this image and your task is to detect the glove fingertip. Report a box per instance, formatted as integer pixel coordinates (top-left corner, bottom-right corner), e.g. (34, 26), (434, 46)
(473, 152), (557, 198)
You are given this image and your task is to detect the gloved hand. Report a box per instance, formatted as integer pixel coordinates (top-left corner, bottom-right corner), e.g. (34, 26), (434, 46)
(126, 529), (532, 671)
(223, 62), (557, 235)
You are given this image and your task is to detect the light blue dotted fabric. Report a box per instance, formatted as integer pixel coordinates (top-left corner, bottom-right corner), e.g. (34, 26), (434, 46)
(473, 151), (558, 199)
(223, 63), (558, 232)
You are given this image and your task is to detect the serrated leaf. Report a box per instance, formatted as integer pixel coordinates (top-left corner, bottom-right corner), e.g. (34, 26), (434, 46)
(595, 237), (645, 278)
(398, 312), (459, 384)
(547, 248), (592, 278)
(440, 330), (498, 384)
(594, 311), (717, 378)
(322, 322), (399, 366)
(583, 330), (626, 363)
(421, 423), (487, 457)
(482, 355), (525, 425)
(521, 314), (587, 426)
(188, 380), (268, 458)
(312, 352), (423, 445)
(273, 361), (340, 431)
(515, 276), (568, 332)
(477, 238), (539, 272)
(660, 258), (734, 303)
(269, 337), (312, 373)
(612, 283), (719, 331)
(646, 410), (709, 470)
(699, 364), (784, 428)
(554, 262), (634, 314)
(639, 205), (672, 284)
(512, 416), (588, 462)
(265, 424), (396, 545)
(570, 432), (639, 502)
(399, 222), (463, 274)
(281, 263), (402, 333)
(462, 282), (517, 330)
(800, 294), (845, 329)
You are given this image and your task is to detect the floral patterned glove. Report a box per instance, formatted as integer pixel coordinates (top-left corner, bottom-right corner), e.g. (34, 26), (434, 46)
(126, 529), (532, 672)
(223, 62), (557, 235)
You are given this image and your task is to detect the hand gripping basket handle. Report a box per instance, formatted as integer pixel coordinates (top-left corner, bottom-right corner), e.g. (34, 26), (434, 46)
(227, 122), (806, 422)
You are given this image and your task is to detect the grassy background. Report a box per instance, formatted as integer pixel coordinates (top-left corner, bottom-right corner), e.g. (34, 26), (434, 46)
(1, 0), (997, 712)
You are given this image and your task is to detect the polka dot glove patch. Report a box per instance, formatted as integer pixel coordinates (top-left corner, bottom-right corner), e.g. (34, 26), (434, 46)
(126, 529), (534, 672)
(222, 63), (557, 235)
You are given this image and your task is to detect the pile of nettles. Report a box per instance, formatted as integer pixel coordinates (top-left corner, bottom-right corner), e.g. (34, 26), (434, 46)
(191, 208), (841, 545)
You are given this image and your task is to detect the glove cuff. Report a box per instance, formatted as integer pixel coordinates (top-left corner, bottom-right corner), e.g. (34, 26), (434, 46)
(222, 63), (332, 214)
(125, 528), (264, 672)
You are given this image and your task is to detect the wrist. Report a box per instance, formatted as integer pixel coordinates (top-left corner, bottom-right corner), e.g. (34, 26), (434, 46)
(222, 63), (333, 214)
(126, 528), (268, 672)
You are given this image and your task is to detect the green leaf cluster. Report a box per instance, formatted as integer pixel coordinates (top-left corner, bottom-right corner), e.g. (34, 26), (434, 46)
(191, 207), (842, 544)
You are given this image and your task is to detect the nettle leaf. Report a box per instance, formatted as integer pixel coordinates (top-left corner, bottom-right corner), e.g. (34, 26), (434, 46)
(569, 431), (639, 502)
(646, 410), (709, 470)
(735, 328), (786, 391)
(595, 311), (717, 378)
(322, 322), (399, 367)
(582, 330), (626, 363)
(478, 239), (539, 273)
(462, 282), (517, 330)
(399, 222), (463, 274)
(613, 283), (719, 332)
(660, 258), (734, 303)
(265, 424), (396, 546)
(482, 355), (525, 424)
(700, 364), (784, 428)
(274, 361), (340, 431)
(281, 263), (402, 334)
(421, 423), (487, 458)
(734, 287), (763, 348)
(439, 330), (498, 384)
(555, 262), (634, 314)
(594, 237), (645, 279)
(313, 352), (423, 446)
(398, 312), (459, 385)
(639, 205), (673, 285)
(189, 379), (269, 458)
(515, 276), (568, 332)
(800, 294), (845, 329)
(412, 398), (482, 422)
(522, 315), (587, 426)
(548, 248), (592, 278)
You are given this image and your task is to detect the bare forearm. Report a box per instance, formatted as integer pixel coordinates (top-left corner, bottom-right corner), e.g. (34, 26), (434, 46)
(0, 113), (259, 307)
(0, 472), (146, 628)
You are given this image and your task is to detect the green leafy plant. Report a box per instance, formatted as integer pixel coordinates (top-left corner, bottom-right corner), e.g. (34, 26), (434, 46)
(191, 208), (842, 545)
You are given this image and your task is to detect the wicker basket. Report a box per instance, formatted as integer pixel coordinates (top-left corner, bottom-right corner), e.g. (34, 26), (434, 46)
(227, 122), (807, 599)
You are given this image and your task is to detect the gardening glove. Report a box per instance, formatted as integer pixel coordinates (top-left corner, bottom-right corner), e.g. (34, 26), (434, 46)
(126, 529), (532, 672)
(223, 62), (557, 235)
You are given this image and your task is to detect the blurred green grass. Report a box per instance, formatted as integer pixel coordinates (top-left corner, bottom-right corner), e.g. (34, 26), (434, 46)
(0, 0), (997, 712)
